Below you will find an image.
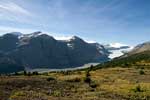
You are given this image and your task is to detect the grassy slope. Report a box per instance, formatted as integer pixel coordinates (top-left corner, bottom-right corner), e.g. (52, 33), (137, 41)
(92, 51), (150, 70)
(0, 51), (150, 100)
(0, 67), (150, 100)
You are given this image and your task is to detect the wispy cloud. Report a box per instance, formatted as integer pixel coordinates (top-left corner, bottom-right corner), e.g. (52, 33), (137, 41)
(0, 0), (34, 24)
(0, 1), (31, 16)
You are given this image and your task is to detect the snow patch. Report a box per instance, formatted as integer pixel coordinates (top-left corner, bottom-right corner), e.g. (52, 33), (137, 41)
(67, 43), (74, 48)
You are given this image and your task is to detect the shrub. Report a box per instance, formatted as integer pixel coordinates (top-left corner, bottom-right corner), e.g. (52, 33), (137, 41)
(53, 90), (61, 97)
(10, 91), (26, 99)
(47, 77), (55, 81)
(23, 70), (27, 75)
(32, 71), (39, 75)
(139, 69), (145, 75)
(86, 71), (90, 77)
(42, 72), (49, 76)
(131, 85), (144, 92)
(14, 72), (19, 75)
(90, 81), (98, 88)
(65, 77), (81, 82)
(27, 72), (32, 76)
(89, 65), (93, 71)
(84, 77), (91, 84)
(89, 88), (95, 92)
(61, 71), (73, 75)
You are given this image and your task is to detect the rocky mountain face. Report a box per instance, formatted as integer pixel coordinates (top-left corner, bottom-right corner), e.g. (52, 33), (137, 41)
(0, 32), (110, 73)
(119, 41), (150, 59)
(127, 41), (150, 55)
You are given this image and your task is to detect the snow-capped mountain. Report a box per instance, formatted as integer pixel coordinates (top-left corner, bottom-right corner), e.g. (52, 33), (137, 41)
(0, 32), (110, 73)
(6, 32), (23, 36)
(104, 43), (133, 59)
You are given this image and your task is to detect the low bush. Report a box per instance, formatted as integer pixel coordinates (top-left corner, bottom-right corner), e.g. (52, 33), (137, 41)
(23, 71), (27, 75)
(32, 71), (39, 75)
(90, 81), (98, 88)
(131, 85), (144, 92)
(27, 72), (32, 76)
(84, 77), (91, 84)
(65, 77), (81, 82)
(52, 90), (61, 97)
(139, 69), (145, 75)
(47, 77), (55, 81)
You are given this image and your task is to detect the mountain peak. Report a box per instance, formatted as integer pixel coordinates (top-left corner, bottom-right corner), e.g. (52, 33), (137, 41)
(6, 32), (23, 36)
(71, 36), (80, 39)
(21, 31), (43, 38)
(135, 41), (150, 48)
(69, 36), (85, 42)
(30, 31), (42, 37)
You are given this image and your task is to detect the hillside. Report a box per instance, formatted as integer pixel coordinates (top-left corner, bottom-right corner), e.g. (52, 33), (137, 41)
(127, 42), (150, 55)
(98, 51), (150, 69)
(0, 63), (149, 100)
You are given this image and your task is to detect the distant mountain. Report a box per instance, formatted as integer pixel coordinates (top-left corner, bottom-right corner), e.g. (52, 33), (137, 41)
(0, 32), (110, 73)
(101, 42), (150, 68)
(104, 43), (133, 59)
(96, 50), (150, 69)
(7, 32), (23, 36)
(125, 41), (150, 56)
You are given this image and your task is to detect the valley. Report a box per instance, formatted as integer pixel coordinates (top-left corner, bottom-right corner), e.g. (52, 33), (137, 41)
(0, 0), (149, 100)
(0, 32), (150, 100)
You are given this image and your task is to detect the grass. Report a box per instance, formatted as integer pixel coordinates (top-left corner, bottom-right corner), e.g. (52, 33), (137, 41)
(0, 66), (150, 100)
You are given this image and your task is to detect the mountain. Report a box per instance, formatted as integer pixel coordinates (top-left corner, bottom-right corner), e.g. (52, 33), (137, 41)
(99, 50), (150, 68)
(7, 32), (23, 36)
(0, 56), (24, 74)
(98, 42), (150, 68)
(125, 41), (150, 56)
(90, 43), (110, 57)
(104, 43), (133, 59)
(0, 32), (110, 73)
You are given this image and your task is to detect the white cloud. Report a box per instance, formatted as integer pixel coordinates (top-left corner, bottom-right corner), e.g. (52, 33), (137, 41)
(109, 43), (128, 48)
(108, 42), (134, 59)
(0, 1), (34, 24)
(108, 46), (134, 59)
(0, 1), (31, 16)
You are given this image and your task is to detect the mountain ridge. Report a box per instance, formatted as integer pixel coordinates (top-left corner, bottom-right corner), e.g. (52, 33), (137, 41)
(0, 32), (110, 73)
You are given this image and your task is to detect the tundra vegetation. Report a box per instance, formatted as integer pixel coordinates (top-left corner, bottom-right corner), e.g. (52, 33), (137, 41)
(0, 53), (150, 100)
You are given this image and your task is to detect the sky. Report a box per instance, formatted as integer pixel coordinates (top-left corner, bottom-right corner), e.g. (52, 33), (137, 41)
(0, 0), (150, 46)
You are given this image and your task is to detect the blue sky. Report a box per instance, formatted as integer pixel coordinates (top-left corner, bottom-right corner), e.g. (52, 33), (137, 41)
(0, 0), (150, 46)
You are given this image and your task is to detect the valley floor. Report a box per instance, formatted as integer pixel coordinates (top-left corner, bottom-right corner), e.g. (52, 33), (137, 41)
(0, 67), (150, 100)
